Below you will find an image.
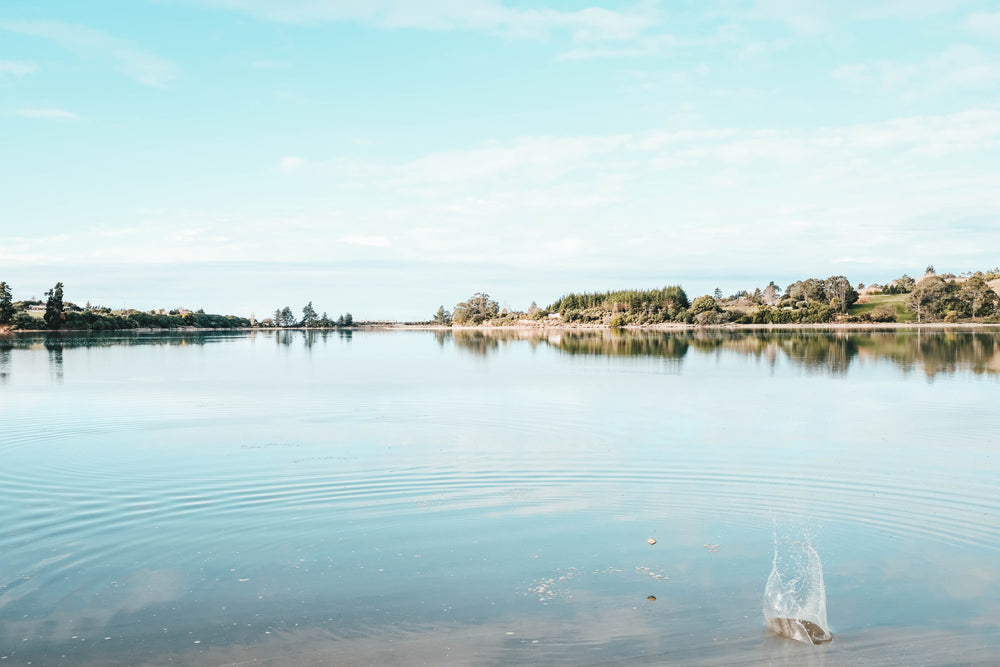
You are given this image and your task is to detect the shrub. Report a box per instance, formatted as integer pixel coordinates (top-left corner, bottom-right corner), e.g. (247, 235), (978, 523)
(10, 312), (38, 330)
(869, 304), (897, 322)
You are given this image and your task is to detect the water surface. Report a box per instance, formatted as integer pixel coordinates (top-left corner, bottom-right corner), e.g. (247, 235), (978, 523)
(2, 329), (999, 665)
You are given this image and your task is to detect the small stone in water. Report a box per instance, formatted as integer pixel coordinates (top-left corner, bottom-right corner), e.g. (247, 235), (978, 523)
(647, 538), (656, 545)
(647, 595), (656, 601)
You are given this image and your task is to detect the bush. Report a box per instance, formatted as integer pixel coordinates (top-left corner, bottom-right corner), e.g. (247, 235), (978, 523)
(695, 310), (729, 326)
(869, 304), (897, 323)
(10, 312), (38, 330)
(690, 295), (718, 315)
(944, 310), (960, 323)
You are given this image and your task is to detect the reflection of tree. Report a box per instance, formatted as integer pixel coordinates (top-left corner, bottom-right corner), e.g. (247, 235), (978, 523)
(556, 331), (689, 360)
(451, 330), (504, 356)
(0, 345), (10, 383)
(914, 331), (1000, 378)
(0, 331), (218, 349)
(438, 328), (1000, 378)
(4, 328), (999, 379)
(45, 337), (64, 381)
(774, 333), (858, 375)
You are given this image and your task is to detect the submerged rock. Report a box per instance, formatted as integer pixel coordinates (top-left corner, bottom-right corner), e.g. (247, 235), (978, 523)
(764, 538), (832, 645)
(767, 617), (832, 644)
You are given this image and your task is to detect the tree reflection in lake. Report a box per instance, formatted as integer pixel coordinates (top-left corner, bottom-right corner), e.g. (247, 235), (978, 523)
(45, 337), (64, 382)
(443, 328), (1000, 379)
(0, 344), (10, 383)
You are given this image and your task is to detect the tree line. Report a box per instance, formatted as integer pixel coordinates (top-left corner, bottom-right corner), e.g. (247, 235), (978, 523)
(0, 281), (250, 330)
(269, 302), (354, 328)
(432, 267), (1000, 327)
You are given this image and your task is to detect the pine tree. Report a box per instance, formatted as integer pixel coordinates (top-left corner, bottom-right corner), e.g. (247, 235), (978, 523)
(44, 282), (64, 330)
(0, 282), (13, 324)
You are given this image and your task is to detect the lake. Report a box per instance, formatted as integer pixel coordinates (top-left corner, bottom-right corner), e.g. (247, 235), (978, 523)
(1, 328), (999, 665)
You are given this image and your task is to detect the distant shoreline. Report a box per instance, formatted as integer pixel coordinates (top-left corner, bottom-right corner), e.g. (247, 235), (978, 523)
(393, 321), (1000, 331)
(4, 321), (1000, 336)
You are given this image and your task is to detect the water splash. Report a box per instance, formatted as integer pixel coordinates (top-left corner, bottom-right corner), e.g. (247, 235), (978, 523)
(764, 532), (832, 644)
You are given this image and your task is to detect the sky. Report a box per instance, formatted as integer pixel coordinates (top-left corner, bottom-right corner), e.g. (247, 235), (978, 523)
(2, 0), (999, 320)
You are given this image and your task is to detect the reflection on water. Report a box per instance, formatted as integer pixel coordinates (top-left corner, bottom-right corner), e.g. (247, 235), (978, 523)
(4, 328), (999, 380)
(445, 328), (1000, 378)
(1, 328), (999, 665)
(45, 338), (64, 382)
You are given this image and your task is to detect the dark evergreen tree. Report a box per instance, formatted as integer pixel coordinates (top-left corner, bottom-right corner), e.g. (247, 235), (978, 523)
(0, 282), (13, 324)
(44, 282), (65, 330)
(302, 301), (318, 327)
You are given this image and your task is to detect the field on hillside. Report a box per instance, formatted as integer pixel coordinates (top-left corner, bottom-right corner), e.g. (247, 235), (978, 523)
(850, 294), (916, 322)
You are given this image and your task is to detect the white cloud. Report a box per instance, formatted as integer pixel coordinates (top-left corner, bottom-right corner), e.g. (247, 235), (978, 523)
(0, 20), (178, 87)
(832, 45), (1000, 98)
(342, 235), (391, 247)
(279, 156), (305, 171)
(966, 11), (1000, 37)
(397, 134), (630, 186)
(0, 60), (37, 76)
(13, 107), (79, 120)
(183, 0), (657, 41)
(7, 110), (1000, 286)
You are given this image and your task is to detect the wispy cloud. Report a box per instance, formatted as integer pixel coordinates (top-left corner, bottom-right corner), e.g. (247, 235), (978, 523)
(278, 156), (305, 171)
(965, 10), (1000, 38)
(183, 0), (657, 41)
(0, 60), (37, 76)
(342, 235), (391, 248)
(13, 107), (79, 120)
(0, 20), (178, 87)
(832, 45), (1000, 98)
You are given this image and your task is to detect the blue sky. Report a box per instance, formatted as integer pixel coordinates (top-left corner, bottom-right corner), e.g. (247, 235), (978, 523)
(2, 0), (999, 319)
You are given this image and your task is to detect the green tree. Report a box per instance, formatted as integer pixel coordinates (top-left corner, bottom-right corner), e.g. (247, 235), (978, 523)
(823, 275), (857, 313)
(433, 305), (452, 325)
(786, 278), (825, 302)
(0, 282), (13, 324)
(44, 282), (65, 330)
(342, 312), (353, 327)
(301, 301), (318, 327)
(893, 274), (916, 294)
(959, 274), (998, 318)
(689, 295), (718, 315)
(761, 281), (781, 305)
(907, 276), (948, 323)
(713, 287), (723, 300)
(278, 306), (295, 327)
(453, 293), (500, 325)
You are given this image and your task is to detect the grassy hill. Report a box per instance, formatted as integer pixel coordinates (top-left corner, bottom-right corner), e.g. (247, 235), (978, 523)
(849, 294), (915, 322)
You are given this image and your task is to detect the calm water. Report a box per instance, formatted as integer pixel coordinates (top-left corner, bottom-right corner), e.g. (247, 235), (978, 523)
(1, 329), (999, 666)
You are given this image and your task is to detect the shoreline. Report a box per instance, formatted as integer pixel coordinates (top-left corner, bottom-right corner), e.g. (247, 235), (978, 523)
(392, 321), (1000, 331)
(4, 321), (1000, 335)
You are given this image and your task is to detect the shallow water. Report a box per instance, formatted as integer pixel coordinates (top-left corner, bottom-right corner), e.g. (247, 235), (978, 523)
(1, 328), (999, 665)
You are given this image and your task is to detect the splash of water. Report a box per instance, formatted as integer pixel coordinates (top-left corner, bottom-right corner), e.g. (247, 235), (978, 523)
(763, 534), (832, 644)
